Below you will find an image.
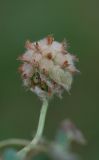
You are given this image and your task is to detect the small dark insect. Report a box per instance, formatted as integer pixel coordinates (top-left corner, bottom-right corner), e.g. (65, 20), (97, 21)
(31, 72), (41, 85)
(31, 72), (49, 92)
(40, 81), (49, 92)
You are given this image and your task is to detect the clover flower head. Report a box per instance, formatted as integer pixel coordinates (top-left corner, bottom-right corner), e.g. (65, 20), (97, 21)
(18, 35), (78, 100)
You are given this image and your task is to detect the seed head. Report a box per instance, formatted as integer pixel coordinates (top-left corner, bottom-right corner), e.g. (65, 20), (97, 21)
(18, 35), (78, 100)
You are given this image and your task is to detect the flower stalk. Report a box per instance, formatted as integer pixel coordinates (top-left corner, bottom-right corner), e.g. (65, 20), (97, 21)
(17, 99), (48, 158)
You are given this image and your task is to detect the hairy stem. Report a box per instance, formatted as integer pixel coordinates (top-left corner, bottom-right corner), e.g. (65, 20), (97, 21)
(17, 99), (48, 158)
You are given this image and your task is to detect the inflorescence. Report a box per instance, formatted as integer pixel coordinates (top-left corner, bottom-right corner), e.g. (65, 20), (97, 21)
(18, 35), (79, 100)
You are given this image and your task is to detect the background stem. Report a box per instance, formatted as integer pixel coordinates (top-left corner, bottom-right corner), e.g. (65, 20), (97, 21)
(0, 139), (30, 148)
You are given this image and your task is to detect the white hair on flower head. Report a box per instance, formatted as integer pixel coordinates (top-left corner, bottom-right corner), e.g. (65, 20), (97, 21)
(18, 35), (79, 100)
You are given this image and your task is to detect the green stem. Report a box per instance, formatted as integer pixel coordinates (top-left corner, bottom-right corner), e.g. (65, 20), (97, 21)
(17, 99), (48, 158)
(0, 139), (30, 148)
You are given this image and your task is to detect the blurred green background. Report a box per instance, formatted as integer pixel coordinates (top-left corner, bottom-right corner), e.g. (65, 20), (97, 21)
(0, 0), (99, 159)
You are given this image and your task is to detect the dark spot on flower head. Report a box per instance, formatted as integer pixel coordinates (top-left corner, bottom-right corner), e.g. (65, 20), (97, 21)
(47, 53), (52, 60)
(31, 72), (41, 85)
(35, 42), (39, 50)
(62, 60), (69, 68)
(40, 81), (48, 92)
(47, 35), (54, 45)
(23, 74), (28, 79)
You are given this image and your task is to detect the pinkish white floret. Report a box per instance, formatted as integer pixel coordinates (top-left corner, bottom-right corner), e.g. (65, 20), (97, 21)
(18, 35), (79, 100)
